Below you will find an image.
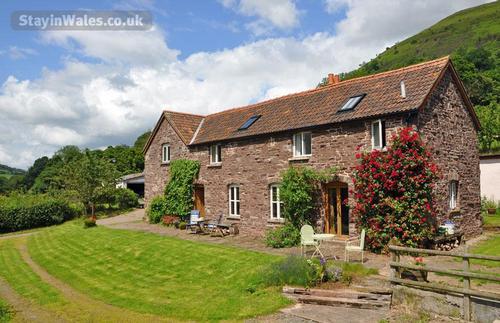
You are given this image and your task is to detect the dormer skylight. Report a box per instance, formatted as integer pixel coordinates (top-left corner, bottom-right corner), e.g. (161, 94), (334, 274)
(238, 115), (261, 130)
(339, 94), (365, 112)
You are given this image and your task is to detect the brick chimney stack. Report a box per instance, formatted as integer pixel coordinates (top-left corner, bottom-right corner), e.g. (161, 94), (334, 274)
(327, 73), (341, 85)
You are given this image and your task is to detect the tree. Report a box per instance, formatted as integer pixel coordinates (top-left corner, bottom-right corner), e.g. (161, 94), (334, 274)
(63, 150), (118, 218)
(352, 127), (439, 253)
(475, 103), (500, 151)
(23, 156), (49, 189)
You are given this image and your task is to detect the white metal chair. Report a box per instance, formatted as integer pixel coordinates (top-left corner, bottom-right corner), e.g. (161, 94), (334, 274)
(345, 229), (366, 263)
(300, 225), (323, 258)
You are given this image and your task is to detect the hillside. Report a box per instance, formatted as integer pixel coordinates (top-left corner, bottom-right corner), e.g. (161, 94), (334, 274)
(342, 1), (499, 152)
(346, 1), (499, 79)
(0, 164), (25, 179)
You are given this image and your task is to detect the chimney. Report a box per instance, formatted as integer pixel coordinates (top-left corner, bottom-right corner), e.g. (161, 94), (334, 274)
(328, 73), (341, 85)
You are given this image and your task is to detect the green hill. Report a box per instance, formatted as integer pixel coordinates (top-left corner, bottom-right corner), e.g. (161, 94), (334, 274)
(343, 1), (500, 152)
(0, 164), (25, 179)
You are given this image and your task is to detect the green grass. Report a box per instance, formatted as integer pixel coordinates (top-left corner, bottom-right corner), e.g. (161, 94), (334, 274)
(27, 221), (289, 321)
(482, 213), (500, 228)
(0, 239), (65, 307)
(470, 234), (500, 268)
(0, 298), (13, 323)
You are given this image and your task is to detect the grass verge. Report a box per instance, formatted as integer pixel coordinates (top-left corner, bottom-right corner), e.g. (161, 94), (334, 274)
(470, 234), (500, 268)
(0, 298), (13, 322)
(28, 221), (289, 321)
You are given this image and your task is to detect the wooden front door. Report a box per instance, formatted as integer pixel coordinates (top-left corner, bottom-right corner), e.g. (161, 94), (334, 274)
(193, 185), (205, 217)
(325, 182), (349, 235)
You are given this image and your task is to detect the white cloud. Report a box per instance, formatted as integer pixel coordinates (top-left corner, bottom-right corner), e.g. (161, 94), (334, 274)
(219, 0), (300, 35)
(323, 0), (349, 14)
(0, 46), (38, 60)
(0, 0), (492, 169)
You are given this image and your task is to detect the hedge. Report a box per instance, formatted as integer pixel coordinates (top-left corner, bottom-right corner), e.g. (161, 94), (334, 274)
(0, 194), (79, 233)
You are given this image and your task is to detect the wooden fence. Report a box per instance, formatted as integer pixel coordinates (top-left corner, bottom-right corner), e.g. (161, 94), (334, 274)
(389, 245), (500, 321)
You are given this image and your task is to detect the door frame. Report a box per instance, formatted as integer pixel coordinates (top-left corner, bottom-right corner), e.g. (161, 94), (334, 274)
(323, 181), (348, 235)
(193, 184), (206, 217)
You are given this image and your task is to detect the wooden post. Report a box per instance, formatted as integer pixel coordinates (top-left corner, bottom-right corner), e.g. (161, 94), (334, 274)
(463, 243), (471, 321)
(390, 249), (399, 280)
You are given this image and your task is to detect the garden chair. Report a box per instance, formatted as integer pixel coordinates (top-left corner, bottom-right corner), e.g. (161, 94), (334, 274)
(300, 225), (323, 258)
(345, 229), (366, 263)
(205, 214), (230, 236)
(186, 210), (203, 233)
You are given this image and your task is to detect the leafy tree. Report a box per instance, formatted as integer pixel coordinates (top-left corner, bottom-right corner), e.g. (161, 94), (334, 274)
(63, 150), (118, 218)
(134, 131), (151, 152)
(23, 156), (49, 189)
(475, 103), (500, 151)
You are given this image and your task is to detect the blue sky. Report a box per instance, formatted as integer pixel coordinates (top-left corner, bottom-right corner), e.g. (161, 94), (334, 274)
(0, 0), (491, 168)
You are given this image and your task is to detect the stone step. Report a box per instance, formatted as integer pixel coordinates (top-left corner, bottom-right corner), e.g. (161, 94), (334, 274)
(291, 295), (390, 310)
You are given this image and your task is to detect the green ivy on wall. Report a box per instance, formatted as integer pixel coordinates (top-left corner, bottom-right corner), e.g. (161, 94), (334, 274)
(164, 159), (200, 220)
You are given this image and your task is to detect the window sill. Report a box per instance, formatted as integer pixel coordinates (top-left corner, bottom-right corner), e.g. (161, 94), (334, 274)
(371, 147), (387, 152)
(268, 218), (285, 224)
(207, 163), (222, 168)
(288, 156), (310, 162)
(161, 162), (170, 166)
(449, 208), (461, 214)
(227, 215), (240, 220)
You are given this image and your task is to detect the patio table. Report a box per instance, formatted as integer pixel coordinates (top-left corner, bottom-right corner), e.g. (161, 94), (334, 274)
(313, 234), (337, 259)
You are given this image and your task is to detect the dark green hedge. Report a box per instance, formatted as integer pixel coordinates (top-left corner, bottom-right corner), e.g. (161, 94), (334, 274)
(0, 195), (79, 233)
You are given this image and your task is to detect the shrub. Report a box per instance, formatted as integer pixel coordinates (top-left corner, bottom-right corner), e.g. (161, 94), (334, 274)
(114, 188), (139, 209)
(352, 127), (439, 253)
(261, 255), (317, 287)
(162, 215), (179, 226)
(0, 194), (78, 233)
(178, 221), (187, 230)
(164, 160), (200, 220)
(280, 166), (336, 228)
(265, 223), (301, 248)
(83, 217), (97, 228)
(146, 196), (166, 224)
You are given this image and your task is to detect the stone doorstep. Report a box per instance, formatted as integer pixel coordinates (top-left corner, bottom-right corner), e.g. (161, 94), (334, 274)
(283, 286), (392, 310)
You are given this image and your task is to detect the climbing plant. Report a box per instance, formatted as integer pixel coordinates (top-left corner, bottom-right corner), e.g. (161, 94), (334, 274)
(352, 127), (439, 253)
(164, 159), (200, 220)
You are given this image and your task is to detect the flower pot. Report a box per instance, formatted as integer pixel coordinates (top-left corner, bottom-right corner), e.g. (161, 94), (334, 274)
(487, 208), (496, 215)
(401, 269), (428, 282)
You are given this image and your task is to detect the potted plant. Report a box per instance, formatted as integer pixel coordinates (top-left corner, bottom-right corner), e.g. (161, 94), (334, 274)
(401, 257), (428, 282)
(485, 199), (497, 215)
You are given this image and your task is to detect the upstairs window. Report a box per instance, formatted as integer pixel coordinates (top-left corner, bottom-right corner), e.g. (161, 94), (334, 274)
(293, 132), (312, 157)
(449, 181), (458, 210)
(270, 185), (283, 219)
(239, 115), (261, 130)
(229, 185), (240, 216)
(371, 120), (386, 150)
(162, 144), (170, 163)
(210, 144), (222, 164)
(339, 94), (365, 112)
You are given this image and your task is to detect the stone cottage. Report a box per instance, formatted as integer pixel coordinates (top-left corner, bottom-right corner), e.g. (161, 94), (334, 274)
(143, 57), (482, 237)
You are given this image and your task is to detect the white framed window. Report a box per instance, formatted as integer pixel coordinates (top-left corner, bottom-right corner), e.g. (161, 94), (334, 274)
(371, 120), (386, 150)
(210, 144), (222, 164)
(229, 185), (240, 217)
(449, 181), (458, 210)
(270, 185), (283, 219)
(162, 144), (170, 163)
(293, 132), (312, 157)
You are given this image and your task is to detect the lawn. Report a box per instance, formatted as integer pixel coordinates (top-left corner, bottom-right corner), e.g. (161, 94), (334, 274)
(470, 234), (500, 268)
(23, 221), (288, 321)
(482, 213), (500, 229)
(0, 297), (12, 323)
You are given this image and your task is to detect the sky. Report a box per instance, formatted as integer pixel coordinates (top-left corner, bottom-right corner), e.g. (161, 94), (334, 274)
(0, 0), (493, 169)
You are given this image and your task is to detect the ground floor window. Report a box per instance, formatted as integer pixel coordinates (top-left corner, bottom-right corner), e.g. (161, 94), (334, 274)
(449, 180), (458, 210)
(270, 184), (283, 219)
(229, 185), (240, 216)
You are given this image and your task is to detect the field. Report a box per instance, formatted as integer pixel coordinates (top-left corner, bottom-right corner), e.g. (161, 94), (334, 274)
(0, 221), (289, 322)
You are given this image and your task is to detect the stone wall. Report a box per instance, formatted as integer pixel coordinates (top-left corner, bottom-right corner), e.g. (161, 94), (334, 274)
(416, 69), (482, 237)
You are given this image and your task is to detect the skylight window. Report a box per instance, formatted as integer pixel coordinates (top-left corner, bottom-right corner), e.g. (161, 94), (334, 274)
(339, 94), (365, 112)
(238, 115), (261, 130)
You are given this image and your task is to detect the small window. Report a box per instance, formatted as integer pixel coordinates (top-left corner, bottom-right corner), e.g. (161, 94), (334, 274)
(371, 120), (386, 150)
(449, 181), (458, 210)
(210, 144), (222, 164)
(239, 115), (261, 130)
(293, 132), (312, 157)
(339, 94), (365, 112)
(229, 185), (240, 216)
(270, 185), (283, 219)
(162, 144), (170, 163)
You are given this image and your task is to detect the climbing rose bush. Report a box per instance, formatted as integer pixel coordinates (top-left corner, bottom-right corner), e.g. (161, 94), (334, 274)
(352, 127), (439, 253)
